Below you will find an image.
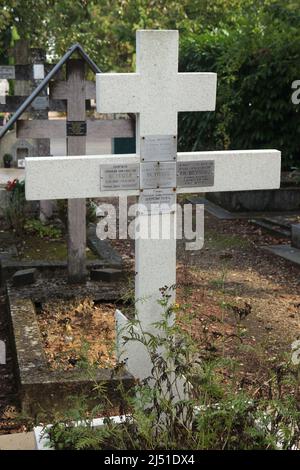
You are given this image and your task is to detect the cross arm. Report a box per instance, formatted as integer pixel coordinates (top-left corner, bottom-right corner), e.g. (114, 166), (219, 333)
(17, 119), (134, 140)
(0, 96), (68, 113)
(177, 73), (217, 111)
(96, 73), (141, 113)
(50, 81), (96, 100)
(177, 150), (281, 193)
(25, 154), (140, 200)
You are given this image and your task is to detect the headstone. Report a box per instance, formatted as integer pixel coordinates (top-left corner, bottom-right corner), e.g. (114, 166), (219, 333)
(291, 223), (300, 249)
(11, 139), (37, 168)
(90, 268), (123, 283)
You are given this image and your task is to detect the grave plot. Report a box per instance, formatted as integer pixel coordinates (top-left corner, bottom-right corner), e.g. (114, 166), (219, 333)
(6, 274), (134, 417)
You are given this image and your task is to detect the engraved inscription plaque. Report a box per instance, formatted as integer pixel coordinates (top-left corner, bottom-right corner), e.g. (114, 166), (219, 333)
(177, 160), (214, 187)
(139, 189), (176, 215)
(67, 121), (87, 136)
(101, 164), (140, 190)
(140, 162), (176, 189)
(17, 159), (25, 169)
(32, 96), (49, 110)
(0, 66), (15, 79)
(140, 135), (177, 162)
(33, 64), (45, 80)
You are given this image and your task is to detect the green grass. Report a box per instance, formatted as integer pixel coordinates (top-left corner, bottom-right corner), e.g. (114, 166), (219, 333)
(204, 229), (250, 250)
(19, 236), (98, 261)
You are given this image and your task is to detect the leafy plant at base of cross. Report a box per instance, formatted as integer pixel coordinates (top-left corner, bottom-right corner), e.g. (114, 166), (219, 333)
(45, 287), (300, 450)
(24, 218), (62, 239)
(4, 178), (26, 235)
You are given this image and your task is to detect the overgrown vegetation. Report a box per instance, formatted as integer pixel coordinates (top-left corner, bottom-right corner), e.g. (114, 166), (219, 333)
(178, 1), (300, 169)
(4, 178), (26, 235)
(44, 288), (300, 450)
(24, 218), (62, 239)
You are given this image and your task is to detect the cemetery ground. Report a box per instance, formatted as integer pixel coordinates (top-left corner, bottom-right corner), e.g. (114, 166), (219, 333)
(0, 199), (300, 436)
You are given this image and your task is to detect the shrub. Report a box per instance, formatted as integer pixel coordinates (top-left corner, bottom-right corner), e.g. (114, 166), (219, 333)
(24, 218), (62, 239)
(178, 1), (300, 170)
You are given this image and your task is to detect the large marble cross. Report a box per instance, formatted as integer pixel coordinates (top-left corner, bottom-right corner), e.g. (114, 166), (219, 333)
(25, 30), (281, 380)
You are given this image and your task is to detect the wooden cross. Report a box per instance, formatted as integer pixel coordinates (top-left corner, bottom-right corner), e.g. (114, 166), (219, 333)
(25, 30), (281, 379)
(20, 58), (134, 283)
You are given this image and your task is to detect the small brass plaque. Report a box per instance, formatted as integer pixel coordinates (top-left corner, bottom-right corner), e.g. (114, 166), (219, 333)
(67, 121), (87, 136)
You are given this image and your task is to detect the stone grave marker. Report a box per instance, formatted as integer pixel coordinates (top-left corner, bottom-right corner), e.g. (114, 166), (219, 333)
(25, 30), (281, 380)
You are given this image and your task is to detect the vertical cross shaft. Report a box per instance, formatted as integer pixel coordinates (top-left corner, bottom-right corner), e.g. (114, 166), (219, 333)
(66, 59), (87, 283)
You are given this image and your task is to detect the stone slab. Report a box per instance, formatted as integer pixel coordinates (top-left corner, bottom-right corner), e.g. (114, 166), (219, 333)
(87, 224), (122, 267)
(291, 224), (300, 249)
(262, 244), (300, 267)
(187, 196), (236, 220)
(207, 188), (300, 212)
(251, 219), (290, 238)
(12, 268), (38, 287)
(188, 203), (300, 223)
(0, 432), (35, 450)
(0, 259), (111, 287)
(90, 268), (123, 283)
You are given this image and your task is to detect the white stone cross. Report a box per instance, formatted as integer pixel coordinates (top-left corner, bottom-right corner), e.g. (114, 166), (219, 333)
(25, 30), (281, 380)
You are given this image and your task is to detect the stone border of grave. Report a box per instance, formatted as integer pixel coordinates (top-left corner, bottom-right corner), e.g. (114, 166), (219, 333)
(207, 188), (300, 212)
(6, 285), (133, 415)
(0, 259), (114, 287)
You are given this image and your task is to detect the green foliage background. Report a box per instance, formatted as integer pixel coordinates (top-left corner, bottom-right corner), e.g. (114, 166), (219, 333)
(0, 0), (299, 168)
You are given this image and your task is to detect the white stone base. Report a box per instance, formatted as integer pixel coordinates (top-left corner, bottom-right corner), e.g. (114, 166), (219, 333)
(116, 309), (155, 381)
(34, 415), (126, 450)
